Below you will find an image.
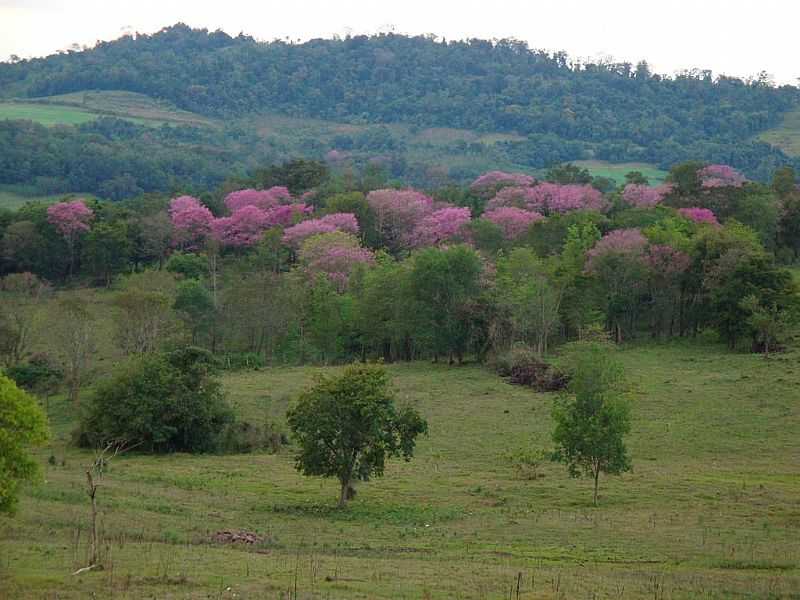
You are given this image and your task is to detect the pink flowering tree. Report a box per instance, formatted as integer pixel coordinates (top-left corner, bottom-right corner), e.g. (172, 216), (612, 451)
(366, 189), (435, 251)
(169, 195), (214, 249)
(298, 231), (375, 290)
(585, 228), (649, 342)
(645, 244), (691, 337)
(47, 199), (94, 277)
(282, 213), (360, 248)
(486, 186), (543, 211)
(264, 203), (313, 228)
(679, 207), (719, 226)
(406, 207), (472, 248)
(210, 205), (271, 247)
(470, 171), (535, 195)
(482, 207), (544, 239)
(528, 183), (608, 214)
(621, 184), (673, 208)
(224, 187), (292, 212)
(698, 165), (746, 189)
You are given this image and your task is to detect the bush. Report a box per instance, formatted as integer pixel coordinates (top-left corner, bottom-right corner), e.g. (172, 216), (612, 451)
(75, 347), (233, 453)
(214, 352), (266, 371)
(493, 345), (568, 392)
(5, 354), (61, 393)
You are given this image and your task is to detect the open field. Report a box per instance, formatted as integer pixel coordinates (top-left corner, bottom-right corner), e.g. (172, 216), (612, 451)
(759, 106), (800, 157)
(573, 161), (668, 185)
(1, 91), (217, 129)
(0, 102), (98, 126)
(0, 186), (97, 210)
(2, 338), (799, 598)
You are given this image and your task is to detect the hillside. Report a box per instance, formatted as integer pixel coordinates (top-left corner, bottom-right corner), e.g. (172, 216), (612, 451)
(0, 24), (798, 201)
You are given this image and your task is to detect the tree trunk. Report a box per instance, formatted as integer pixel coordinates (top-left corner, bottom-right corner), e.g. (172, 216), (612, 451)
(86, 471), (98, 566)
(338, 478), (351, 508)
(593, 469), (600, 507)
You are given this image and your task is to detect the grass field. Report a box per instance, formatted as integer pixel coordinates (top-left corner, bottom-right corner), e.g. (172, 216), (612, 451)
(759, 106), (800, 157)
(0, 186), (97, 210)
(573, 161), (668, 185)
(1, 335), (799, 598)
(0, 91), (217, 129)
(0, 102), (98, 126)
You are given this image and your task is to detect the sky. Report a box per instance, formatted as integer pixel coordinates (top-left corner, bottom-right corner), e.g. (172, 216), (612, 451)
(0, 0), (796, 85)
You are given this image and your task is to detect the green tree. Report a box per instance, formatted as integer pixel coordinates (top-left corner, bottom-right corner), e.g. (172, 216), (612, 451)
(287, 364), (427, 507)
(552, 342), (632, 505)
(0, 374), (49, 514)
(409, 245), (483, 363)
(82, 221), (132, 286)
(77, 347), (232, 453)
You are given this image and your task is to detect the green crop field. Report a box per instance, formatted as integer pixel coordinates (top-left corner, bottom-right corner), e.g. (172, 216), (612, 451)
(759, 106), (800, 157)
(573, 161), (668, 185)
(0, 102), (98, 126)
(2, 331), (799, 598)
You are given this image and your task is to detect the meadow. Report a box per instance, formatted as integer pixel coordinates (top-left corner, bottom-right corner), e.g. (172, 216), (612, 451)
(759, 107), (800, 157)
(1, 338), (799, 599)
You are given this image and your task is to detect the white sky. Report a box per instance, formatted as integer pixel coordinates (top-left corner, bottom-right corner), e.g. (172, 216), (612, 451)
(0, 0), (797, 85)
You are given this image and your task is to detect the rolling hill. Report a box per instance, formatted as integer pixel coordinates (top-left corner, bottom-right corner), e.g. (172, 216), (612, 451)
(0, 24), (797, 201)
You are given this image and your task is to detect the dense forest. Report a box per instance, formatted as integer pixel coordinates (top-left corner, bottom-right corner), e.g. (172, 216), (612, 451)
(1, 24), (799, 200)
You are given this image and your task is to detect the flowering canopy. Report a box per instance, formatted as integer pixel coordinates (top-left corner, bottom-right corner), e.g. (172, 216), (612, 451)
(211, 205), (271, 247)
(406, 207), (472, 248)
(621, 184), (673, 208)
(482, 207), (544, 239)
(679, 207), (719, 225)
(698, 165), (746, 189)
(585, 228), (648, 272)
(470, 171), (535, 192)
(646, 244), (691, 275)
(299, 231), (375, 290)
(224, 187), (292, 212)
(526, 183), (607, 214)
(282, 213), (359, 247)
(169, 196), (213, 247)
(47, 199), (94, 238)
(486, 186), (542, 211)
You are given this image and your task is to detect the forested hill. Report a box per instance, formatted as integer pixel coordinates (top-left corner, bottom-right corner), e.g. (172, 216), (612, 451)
(1, 23), (799, 197)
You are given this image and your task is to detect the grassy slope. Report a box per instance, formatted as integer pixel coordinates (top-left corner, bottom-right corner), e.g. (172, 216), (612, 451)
(759, 105), (800, 157)
(573, 160), (668, 185)
(1, 336), (799, 598)
(0, 102), (98, 126)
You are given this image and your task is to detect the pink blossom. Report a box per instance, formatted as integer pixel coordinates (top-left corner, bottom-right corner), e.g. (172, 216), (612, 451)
(282, 213), (359, 247)
(486, 186), (543, 211)
(224, 187), (292, 212)
(646, 245), (691, 275)
(263, 203), (313, 228)
(621, 184), (673, 208)
(319, 212), (359, 235)
(299, 231), (375, 290)
(585, 228), (647, 272)
(482, 207), (544, 239)
(47, 199), (93, 237)
(679, 207), (719, 225)
(169, 195), (213, 247)
(406, 206), (472, 248)
(524, 183), (607, 214)
(211, 205), (270, 247)
(698, 165), (746, 189)
(470, 171), (535, 192)
(367, 189), (436, 248)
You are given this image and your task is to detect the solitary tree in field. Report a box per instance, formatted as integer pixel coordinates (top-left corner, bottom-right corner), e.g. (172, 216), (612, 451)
(552, 341), (631, 506)
(287, 364), (427, 507)
(0, 374), (49, 515)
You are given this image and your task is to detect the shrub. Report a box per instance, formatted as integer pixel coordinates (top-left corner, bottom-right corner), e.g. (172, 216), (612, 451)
(219, 420), (286, 454)
(75, 347), (233, 453)
(493, 345), (568, 392)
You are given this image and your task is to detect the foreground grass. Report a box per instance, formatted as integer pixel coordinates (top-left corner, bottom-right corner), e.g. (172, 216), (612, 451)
(2, 341), (800, 598)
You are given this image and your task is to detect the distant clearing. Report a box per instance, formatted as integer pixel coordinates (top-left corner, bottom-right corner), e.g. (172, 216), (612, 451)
(0, 186), (96, 210)
(759, 105), (800, 156)
(573, 160), (668, 185)
(0, 102), (97, 126)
